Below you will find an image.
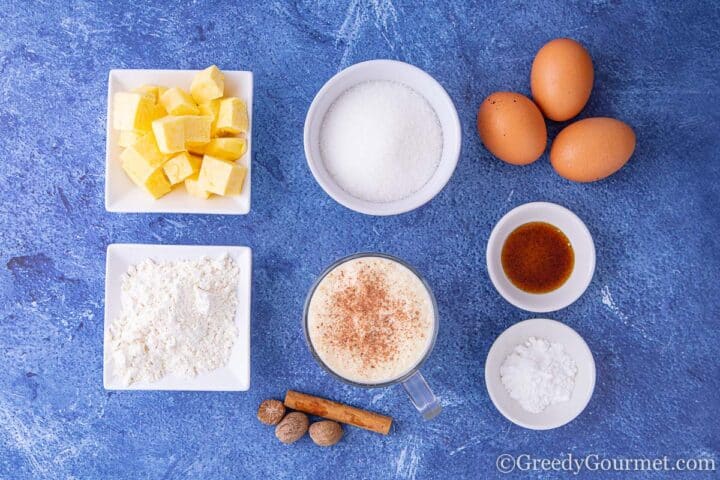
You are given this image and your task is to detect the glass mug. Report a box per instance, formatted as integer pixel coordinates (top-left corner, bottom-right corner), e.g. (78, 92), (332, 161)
(303, 253), (441, 420)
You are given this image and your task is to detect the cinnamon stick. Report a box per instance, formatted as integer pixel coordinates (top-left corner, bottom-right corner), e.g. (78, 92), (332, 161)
(284, 390), (392, 435)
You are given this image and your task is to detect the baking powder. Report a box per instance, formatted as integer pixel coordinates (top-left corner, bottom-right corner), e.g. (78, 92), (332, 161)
(500, 337), (577, 413)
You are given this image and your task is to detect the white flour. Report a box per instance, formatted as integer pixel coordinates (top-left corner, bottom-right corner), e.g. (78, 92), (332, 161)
(109, 254), (239, 386)
(500, 337), (577, 413)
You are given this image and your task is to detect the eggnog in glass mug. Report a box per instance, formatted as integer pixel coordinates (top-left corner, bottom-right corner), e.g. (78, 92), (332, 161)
(303, 253), (441, 419)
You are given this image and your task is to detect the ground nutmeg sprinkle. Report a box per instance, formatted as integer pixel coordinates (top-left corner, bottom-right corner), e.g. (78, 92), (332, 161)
(323, 263), (423, 373)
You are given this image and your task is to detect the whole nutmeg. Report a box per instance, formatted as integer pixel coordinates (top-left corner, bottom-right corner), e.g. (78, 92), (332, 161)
(275, 412), (309, 444)
(257, 399), (286, 425)
(309, 420), (343, 447)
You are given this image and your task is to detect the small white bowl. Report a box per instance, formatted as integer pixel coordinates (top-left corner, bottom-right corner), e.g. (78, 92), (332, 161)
(485, 318), (596, 430)
(486, 202), (596, 312)
(105, 69), (253, 215)
(304, 59), (461, 216)
(104, 244), (252, 391)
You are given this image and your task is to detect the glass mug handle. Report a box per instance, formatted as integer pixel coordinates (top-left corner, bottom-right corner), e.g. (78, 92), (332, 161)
(402, 371), (441, 420)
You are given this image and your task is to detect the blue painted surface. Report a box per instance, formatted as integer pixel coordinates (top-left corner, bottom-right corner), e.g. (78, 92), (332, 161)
(0, 1), (718, 478)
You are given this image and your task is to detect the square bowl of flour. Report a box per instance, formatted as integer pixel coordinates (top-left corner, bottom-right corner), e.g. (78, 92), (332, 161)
(103, 244), (251, 391)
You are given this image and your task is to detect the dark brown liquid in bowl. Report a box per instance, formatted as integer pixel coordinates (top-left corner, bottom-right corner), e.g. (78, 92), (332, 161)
(501, 222), (574, 294)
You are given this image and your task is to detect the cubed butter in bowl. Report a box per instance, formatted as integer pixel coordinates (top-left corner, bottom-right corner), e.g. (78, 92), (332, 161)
(112, 92), (156, 131)
(182, 115), (212, 145)
(163, 152), (201, 185)
(205, 137), (247, 161)
(153, 116), (186, 154)
(191, 65), (224, 104)
(105, 67), (253, 214)
(217, 97), (249, 136)
(199, 155), (248, 196)
(160, 87), (200, 116)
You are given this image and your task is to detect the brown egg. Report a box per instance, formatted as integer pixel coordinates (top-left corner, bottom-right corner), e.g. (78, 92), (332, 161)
(550, 117), (636, 182)
(477, 92), (547, 165)
(531, 38), (594, 121)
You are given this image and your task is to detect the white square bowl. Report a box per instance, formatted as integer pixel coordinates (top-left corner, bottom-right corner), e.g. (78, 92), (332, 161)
(103, 244), (252, 391)
(105, 69), (253, 214)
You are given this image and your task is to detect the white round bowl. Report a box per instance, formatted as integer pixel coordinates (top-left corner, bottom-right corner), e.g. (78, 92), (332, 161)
(304, 60), (461, 216)
(486, 202), (596, 313)
(485, 318), (596, 430)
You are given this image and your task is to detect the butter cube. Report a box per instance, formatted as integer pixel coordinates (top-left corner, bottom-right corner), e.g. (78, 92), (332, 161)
(142, 168), (172, 199)
(152, 103), (167, 119)
(163, 152), (201, 185)
(182, 115), (212, 144)
(184, 173), (212, 199)
(190, 65), (224, 104)
(113, 92), (155, 131)
(216, 97), (249, 136)
(159, 87), (199, 116)
(198, 99), (221, 136)
(152, 116), (186, 154)
(204, 137), (247, 161)
(121, 149), (171, 199)
(117, 130), (144, 148)
(120, 148), (154, 183)
(198, 155), (247, 196)
(122, 131), (167, 168)
(133, 84), (165, 104)
(187, 142), (207, 155)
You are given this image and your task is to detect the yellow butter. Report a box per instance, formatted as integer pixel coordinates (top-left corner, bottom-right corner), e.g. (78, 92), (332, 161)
(122, 131), (167, 168)
(159, 87), (199, 116)
(198, 99), (220, 119)
(184, 173), (212, 199)
(116, 73), (252, 201)
(187, 142), (208, 155)
(152, 116), (186, 154)
(152, 103), (167, 120)
(190, 65), (224, 104)
(163, 152), (201, 185)
(113, 92), (156, 131)
(204, 137), (247, 161)
(198, 155), (247, 196)
(132, 84), (166, 104)
(198, 99), (221, 136)
(120, 149), (171, 199)
(216, 97), (249, 136)
(120, 148), (153, 184)
(118, 130), (144, 148)
(143, 168), (172, 199)
(181, 115), (212, 144)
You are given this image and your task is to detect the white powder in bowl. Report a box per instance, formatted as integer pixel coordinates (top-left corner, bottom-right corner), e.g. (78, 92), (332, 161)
(500, 337), (578, 413)
(319, 80), (443, 203)
(108, 254), (239, 386)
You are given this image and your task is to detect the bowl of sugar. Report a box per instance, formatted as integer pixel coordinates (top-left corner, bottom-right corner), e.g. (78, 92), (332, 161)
(304, 60), (461, 216)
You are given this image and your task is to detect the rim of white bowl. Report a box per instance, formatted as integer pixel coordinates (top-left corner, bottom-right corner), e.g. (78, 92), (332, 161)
(484, 318), (596, 430)
(486, 202), (596, 312)
(304, 59), (461, 216)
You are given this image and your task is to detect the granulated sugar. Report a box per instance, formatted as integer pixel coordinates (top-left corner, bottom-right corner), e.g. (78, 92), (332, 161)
(320, 80), (443, 203)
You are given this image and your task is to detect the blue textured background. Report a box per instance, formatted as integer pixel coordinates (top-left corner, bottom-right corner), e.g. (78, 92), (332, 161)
(1, 1), (718, 479)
